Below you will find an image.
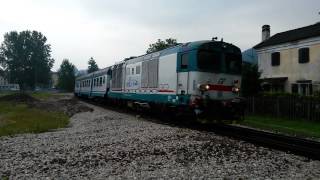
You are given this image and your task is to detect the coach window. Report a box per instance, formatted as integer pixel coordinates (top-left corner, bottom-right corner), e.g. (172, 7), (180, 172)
(103, 76), (105, 84)
(136, 66), (140, 74)
(181, 53), (189, 69)
(100, 77), (102, 86)
(299, 48), (309, 63)
(271, 52), (280, 66)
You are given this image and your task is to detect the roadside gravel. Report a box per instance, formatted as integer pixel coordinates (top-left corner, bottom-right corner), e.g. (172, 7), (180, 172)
(1, 101), (320, 179)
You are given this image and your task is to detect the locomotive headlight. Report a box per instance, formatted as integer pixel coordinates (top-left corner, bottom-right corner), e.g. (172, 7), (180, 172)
(198, 84), (210, 91)
(232, 87), (240, 93)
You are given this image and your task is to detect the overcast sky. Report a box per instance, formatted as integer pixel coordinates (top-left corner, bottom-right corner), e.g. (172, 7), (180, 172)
(0, 0), (319, 71)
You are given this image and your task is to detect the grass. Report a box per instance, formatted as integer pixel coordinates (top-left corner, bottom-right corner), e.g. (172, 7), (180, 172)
(0, 101), (69, 137)
(0, 91), (15, 97)
(30, 92), (63, 100)
(241, 115), (320, 138)
(0, 91), (63, 100)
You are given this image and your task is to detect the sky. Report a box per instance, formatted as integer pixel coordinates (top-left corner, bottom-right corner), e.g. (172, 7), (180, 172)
(0, 0), (319, 71)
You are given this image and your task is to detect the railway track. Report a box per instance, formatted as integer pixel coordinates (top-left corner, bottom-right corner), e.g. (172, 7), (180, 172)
(79, 97), (320, 161)
(200, 124), (320, 161)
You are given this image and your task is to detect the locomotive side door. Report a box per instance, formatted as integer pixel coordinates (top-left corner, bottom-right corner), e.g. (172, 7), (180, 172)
(177, 52), (190, 95)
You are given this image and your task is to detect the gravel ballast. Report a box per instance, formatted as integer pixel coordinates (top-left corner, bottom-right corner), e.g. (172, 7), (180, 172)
(1, 102), (320, 179)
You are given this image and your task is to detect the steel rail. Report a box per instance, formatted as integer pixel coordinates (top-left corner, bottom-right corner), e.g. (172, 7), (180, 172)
(204, 124), (320, 160)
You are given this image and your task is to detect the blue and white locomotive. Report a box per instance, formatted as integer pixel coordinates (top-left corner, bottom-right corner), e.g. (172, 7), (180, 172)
(75, 40), (244, 119)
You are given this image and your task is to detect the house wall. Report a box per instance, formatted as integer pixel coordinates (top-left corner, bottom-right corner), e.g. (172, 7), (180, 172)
(257, 36), (320, 93)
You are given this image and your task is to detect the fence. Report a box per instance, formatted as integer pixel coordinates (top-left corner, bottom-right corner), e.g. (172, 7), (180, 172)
(246, 96), (320, 121)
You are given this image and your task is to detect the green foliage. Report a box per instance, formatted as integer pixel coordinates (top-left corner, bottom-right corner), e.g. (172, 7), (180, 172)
(57, 59), (75, 92)
(146, 38), (179, 54)
(0, 101), (69, 137)
(0, 30), (54, 90)
(241, 63), (261, 97)
(313, 91), (320, 97)
(242, 115), (320, 138)
(30, 92), (64, 100)
(260, 91), (320, 100)
(87, 57), (99, 73)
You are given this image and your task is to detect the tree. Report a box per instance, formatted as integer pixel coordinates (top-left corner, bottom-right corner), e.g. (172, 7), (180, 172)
(87, 57), (99, 73)
(0, 30), (54, 90)
(57, 59), (76, 92)
(146, 38), (179, 54)
(241, 63), (261, 97)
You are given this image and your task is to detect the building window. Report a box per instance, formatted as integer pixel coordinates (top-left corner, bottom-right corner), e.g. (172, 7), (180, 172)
(136, 66), (140, 74)
(132, 68), (135, 75)
(181, 53), (189, 69)
(271, 52), (280, 66)
(299, 48), (309, 63)
(291, 84), (298, 94)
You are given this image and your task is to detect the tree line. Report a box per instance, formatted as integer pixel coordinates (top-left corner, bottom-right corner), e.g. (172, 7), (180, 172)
(0, 30), (101, 92)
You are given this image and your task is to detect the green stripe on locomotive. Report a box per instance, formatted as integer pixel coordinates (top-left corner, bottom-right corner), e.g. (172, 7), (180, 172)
(108, 92), (190, 106)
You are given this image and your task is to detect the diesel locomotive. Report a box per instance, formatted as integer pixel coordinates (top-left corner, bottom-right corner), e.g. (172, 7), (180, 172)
(75, 40), (245, 119)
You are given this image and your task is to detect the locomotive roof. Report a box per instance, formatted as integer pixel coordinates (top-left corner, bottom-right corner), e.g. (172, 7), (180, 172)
(124, 40), (227, 65)
(76, 40), (239, 80)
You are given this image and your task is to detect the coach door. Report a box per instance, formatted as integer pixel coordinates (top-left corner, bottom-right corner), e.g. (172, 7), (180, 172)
(177, 52), (190, 95)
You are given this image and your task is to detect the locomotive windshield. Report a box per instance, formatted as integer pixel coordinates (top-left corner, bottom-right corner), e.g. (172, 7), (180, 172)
(225, 53), (242, 74)
(197, 50), (241, 74)
(197, 50), (221, 72)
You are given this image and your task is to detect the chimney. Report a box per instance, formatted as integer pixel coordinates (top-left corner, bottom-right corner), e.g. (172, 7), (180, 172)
(262, 25), (270, 41)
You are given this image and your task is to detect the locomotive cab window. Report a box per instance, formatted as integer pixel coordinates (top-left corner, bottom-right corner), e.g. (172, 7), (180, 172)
(181, 53), (189, 69)
(197, 50), (221, 72)
(225, 53), (242, 74)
